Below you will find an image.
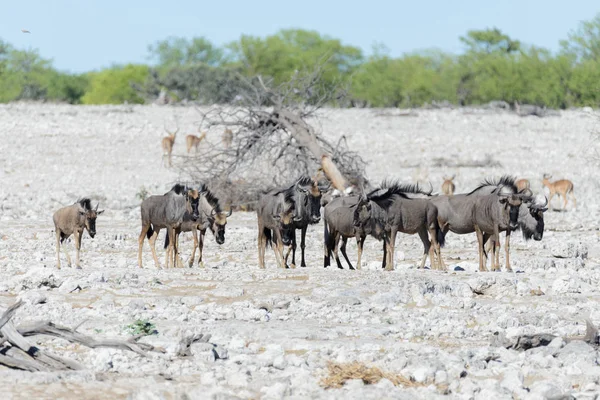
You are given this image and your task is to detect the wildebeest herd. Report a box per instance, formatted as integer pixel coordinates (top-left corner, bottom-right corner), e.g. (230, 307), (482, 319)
(51, 170), (576, 272)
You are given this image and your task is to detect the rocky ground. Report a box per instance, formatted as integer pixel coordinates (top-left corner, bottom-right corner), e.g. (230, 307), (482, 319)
(1, 103), (599, 399)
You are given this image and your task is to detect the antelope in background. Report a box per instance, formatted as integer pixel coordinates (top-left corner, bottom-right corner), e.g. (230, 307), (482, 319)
(516, 178), (530, 192)
(542, 174), (576, 210)
(222, 128), (233, 149)
(186, 128), (207, 154)
(162, 123), (179, 167)
(441, 175), (455, 195)
(53, 198), (104, 269)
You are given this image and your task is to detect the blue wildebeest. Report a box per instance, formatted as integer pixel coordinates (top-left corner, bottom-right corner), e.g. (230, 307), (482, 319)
(138, 184), (200, 269)
(356, 182), (445, 271)
(257, 185), (297, 269)
(282, 176), (329, 268)
(53, 198), (104, 269)
(431, 176), (542, 271)
(164, 184), (232, 267)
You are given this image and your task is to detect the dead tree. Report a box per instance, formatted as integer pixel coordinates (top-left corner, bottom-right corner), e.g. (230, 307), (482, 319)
(177, 62), (366, 208)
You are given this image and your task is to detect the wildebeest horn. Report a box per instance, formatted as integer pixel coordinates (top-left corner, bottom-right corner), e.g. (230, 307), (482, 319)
(223, 209), (233, 217)
(95, 202), (99, 211)
(519, 188), (533, 197)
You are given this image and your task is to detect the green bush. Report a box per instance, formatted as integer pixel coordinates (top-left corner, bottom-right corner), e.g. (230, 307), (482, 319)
(82, 64), (149, 104)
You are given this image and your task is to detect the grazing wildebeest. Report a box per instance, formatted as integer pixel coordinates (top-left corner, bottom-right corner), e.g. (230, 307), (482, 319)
(542, 174), (576, 210)
(442, 175), (456, 196)
(53, 198), (104, 269)
(472, 191), (529, 272)
(257, 185), (297, 269)
(138, 184), (199, 269)
(164, 184), (232, 267)
(515, 178), (530, 192)
(282, 176), (329, 268)
(483, 194), (547, 271)
(358, 182), (445, 271)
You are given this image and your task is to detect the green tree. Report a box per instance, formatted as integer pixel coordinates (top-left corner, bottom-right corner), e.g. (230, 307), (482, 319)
(82, 64), (149, 104)
(148, 36), (224, 67)
(460, 28), (521, 54)
(560, 13), (600, 62)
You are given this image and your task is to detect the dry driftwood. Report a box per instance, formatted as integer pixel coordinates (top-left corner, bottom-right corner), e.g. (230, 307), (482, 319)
(177, 62), (366, 208)
(492, 319), (599, 351)
(0, 301), (166, 372)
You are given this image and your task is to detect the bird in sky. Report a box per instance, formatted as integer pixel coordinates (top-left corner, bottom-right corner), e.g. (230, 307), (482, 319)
(21, 29), (31, 34)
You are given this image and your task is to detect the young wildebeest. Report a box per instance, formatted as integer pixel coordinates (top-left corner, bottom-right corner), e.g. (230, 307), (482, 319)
(542, 174), (576, 210)
(186, 130), (207, 154)
(442, 175), (455, 196)
(257, 186), (297, 269)
(164, 184), (232, 267)
(472, 191), (529, 272)
(138, 184), (199, 269)
(358, 182), (445, 271)
(53, 198), (104, 269)
(282, 176), (329, 268)
(483, 194), (547, 271)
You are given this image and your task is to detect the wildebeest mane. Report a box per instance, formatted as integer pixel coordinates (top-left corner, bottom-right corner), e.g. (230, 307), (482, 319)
(77, 198), (92, 211)
(170, 183), (187, 195)
(467, 175), (518, 196)
(199, 184), (222, 213)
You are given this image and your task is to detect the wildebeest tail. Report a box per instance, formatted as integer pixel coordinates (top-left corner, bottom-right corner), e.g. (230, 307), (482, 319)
(323, 220), (331, 266)
(264, 228), (273, 248)
(164, 230), (169, 249)
(147, 225), (154, 240)
(436, 221), (446, 248)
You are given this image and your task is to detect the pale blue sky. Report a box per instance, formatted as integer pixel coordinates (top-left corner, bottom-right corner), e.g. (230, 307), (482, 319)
(1, 0), (598, 73)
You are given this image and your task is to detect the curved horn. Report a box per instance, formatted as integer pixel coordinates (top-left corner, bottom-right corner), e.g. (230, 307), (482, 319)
(95, 202), (99, 211)
(224, 209), (233, 217)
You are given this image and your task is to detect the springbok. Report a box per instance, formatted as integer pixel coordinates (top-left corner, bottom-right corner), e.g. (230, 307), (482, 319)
(164, 184), (232, 267)
(283, 176), (329, 268)
(53, 198), (104, 269)
(515, 178), (530, 192)
(257, 185), (298, 269)
(542, 174), (576, 210)
(222, 128), (233, 149)
(162, 123), (179, 167)
(138, 184), (199, 269)
(186, 129), (207, 154)
(441, 175), (455, 196)
(358, 182), (445, 271)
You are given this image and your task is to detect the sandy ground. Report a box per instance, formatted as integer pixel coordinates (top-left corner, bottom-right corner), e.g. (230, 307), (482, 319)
(1, 103), (600, 399)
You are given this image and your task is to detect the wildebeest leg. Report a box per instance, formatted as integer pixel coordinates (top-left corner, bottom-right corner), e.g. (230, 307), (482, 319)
(428, 228), (441, 271)
(273, 229), (287, 269)
(504, 231), (512, 272)
(340, 237), (354, 270)
(197, 228), (206, 268)
(189, 227), (198, 267)
(148, 228), (161, 269)
(138, 223), (150, 268)
(333, 233), (344, 269)
(300, 226), (308, 268)
(174, 229), (184, 268)
(418, 229), (430, 269)
(384, 229), (397, 271)
(257, 223), (266, 269)
(75, 229), (83, 269)
(55, 230), (62, 270)
(475, 226), (488, 272)
(356, 235), (366, 270)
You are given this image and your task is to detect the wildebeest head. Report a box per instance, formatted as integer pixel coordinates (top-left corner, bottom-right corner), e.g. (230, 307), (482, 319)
(499, 192), (525, 230)
(274, 207), (295, 246)
(520, 194), (548, 241)
(208, 208), (232, 245)
(353, 196), (372, 228)
(79, 199), (104, 238)
(295, 176), (329, 224)
(186, 188), (200, 219)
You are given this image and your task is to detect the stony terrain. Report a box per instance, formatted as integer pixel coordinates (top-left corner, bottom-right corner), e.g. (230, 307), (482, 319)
(0, 103), (599, 399)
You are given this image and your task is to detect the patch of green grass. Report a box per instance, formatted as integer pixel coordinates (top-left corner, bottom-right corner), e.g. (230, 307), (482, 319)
(125, 319), (158, 336)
